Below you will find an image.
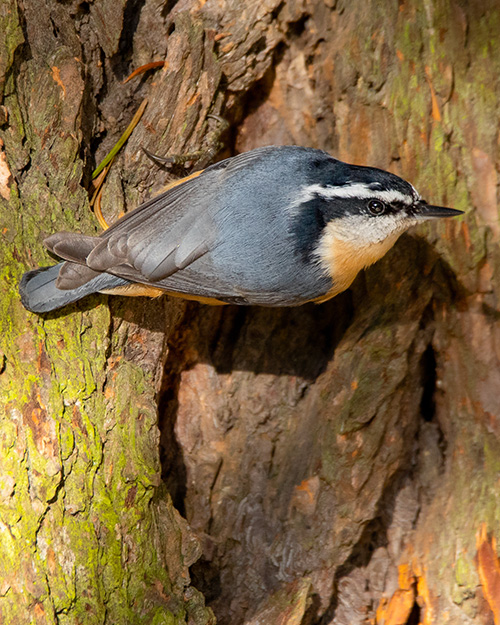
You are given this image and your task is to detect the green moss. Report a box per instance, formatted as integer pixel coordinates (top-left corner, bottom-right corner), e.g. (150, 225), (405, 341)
(483, 438), (500, 475)
(0, 42), (209, 619)
(151, 611), (177, 625)
(454, 552), (476, 588)
(0, 0), (24, 101)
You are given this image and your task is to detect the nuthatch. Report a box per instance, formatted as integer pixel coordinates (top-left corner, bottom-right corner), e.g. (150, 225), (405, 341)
(20, 145), (462, 313)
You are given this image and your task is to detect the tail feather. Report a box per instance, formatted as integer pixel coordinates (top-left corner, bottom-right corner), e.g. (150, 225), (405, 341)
(19, 262), (129, 313)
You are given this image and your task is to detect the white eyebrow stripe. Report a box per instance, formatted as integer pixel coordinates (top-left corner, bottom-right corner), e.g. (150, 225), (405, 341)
(302, 183), (419, 205)
(409, 183), (420, 198)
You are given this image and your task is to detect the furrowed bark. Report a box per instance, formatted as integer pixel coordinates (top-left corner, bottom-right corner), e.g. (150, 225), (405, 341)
(0, 0), (499, 624)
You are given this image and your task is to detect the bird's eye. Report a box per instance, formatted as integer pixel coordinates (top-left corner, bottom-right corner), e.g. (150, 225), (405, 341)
(367, 199), (386, 215)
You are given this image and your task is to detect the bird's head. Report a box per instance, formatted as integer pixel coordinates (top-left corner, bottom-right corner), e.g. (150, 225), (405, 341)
(291, 158), (463, 297)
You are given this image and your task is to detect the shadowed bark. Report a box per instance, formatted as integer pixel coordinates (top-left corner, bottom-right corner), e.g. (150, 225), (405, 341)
(1, 0), (500, 624)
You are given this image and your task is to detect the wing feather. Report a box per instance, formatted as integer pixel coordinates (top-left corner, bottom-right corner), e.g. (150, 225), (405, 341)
(45, 233), (98, 263)
(45, 146), (283, 296)
(84, 159), (232, 278)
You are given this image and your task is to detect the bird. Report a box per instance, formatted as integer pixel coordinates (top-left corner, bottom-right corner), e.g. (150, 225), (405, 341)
(19, 145), (463, 313)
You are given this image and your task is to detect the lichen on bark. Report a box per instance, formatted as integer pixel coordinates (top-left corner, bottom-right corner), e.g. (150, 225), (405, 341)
(1, 0), (500, 624)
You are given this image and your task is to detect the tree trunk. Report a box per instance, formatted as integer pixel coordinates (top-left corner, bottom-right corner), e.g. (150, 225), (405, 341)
(1, 0), (499, 624)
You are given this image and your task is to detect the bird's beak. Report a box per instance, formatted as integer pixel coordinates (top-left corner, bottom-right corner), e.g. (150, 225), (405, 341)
(413, 202), (464, 219)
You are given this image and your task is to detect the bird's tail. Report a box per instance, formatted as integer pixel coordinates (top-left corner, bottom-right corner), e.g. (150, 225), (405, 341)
(19, 262), (129, 313)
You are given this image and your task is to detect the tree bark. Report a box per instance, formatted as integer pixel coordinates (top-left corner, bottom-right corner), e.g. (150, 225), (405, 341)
(1, 0), (500, 624)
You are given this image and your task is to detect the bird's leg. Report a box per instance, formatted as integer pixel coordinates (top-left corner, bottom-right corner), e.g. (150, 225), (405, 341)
(142, 114), (229, 171)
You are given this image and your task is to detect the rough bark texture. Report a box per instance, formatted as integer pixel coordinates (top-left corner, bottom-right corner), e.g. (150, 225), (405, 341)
(0, 0), (499, 624)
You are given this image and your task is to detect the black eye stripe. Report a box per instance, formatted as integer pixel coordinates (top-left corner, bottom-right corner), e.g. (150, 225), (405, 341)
(366, 199), (411, 215)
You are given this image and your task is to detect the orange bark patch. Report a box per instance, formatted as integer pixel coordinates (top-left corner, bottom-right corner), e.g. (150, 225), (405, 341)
(415, 565), (434, 625)
(186, 92), (200, 107)
(72, 404), (88, 436)
(22, 391), (47, 438)
(424, 66), (441, 122)
(33, 602), (46, 619)
(0, 138), (12, 200)
(214, 32), (232, 41)
(37, 341), (51, 376)
(375, 560), (439, 625)
(22, 389), (59, 459)
(46, 547), (56, 575)
(378, 589), (415, 625)
(291, 476), (320, 515)
(476, 523), (500, 625)
(375, 563), (416, 625)
(51, 66), (66, 97)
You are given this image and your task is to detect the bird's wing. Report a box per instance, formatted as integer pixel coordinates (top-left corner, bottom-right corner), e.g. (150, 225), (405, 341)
(48, 147), (279, 294)
(85, 177), (216, 280)
(87, 146), (280, 280)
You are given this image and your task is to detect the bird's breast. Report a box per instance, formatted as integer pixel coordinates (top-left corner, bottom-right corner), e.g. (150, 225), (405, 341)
(312, 221), (401, 301)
